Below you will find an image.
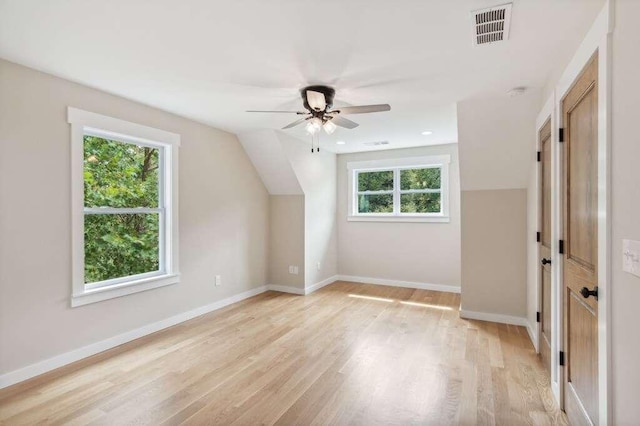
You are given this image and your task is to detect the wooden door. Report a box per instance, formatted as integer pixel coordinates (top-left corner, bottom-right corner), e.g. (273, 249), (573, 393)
(562, 53), (599, 425)
(539, 119), (552, 373)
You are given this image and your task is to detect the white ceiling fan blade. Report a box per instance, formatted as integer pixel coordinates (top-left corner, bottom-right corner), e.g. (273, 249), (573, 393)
(331, 104), (391, 114)
(306, 90), (326, 111)
(331, 115), (359, 129)
(282, 116), (310, 129)
(246, 110), (306, 114)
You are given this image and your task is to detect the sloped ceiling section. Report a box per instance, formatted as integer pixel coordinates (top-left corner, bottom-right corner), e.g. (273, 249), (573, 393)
(237, 130), (303, 195)
(457, 90), (541, 191)
(0, 0), (605, 154)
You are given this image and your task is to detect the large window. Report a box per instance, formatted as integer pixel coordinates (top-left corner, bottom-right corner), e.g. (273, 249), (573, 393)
(348, 155), (450, 222)
(68, 108), (180, 307)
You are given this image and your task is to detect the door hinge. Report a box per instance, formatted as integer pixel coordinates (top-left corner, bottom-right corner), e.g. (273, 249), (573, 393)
(559, 128), (565, 142)
(536, 311), (541, 323)
(559, 239), (565, 254)
(536, 232), (541, 243)
(559, 351), (565, 366)
(537, 151), (541, 162)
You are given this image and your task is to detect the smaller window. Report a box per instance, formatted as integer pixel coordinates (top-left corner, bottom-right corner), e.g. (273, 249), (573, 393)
(348, 156), (450, 223)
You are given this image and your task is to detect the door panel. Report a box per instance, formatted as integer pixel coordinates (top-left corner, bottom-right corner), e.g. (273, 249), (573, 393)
(539, 119), (552, 372)
(562, 53), (599, 426)
(568, 293), (599, 421)
(567, 93), (598, 271)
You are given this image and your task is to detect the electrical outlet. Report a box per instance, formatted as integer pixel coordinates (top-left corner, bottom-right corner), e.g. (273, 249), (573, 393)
(288, 265), (299, 275)
(316, 261), (321, 271)
(215, 275), (221, 286)
(623, 240), (640, 277)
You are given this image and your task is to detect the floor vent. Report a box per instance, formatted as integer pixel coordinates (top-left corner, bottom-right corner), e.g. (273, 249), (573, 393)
(472, 3), (512, 46)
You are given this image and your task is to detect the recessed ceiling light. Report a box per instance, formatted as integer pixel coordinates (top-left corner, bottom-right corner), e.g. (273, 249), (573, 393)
(336, 141), (346, 145)
(421, 130), (433, 136)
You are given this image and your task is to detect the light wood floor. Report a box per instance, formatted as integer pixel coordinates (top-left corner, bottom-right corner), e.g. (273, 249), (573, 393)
(0, 282), (566, 425)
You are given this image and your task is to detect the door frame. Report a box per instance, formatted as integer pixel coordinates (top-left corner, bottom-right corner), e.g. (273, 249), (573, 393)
(535, 97), (561, 402)
(537, 2), (613, 424)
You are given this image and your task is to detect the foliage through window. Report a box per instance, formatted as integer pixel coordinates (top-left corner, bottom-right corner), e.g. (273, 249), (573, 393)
(83, 136), (162, 285)
(349, 156), (450, 221)
(357, 170), (394, 213)
(399, 167), (441, 213)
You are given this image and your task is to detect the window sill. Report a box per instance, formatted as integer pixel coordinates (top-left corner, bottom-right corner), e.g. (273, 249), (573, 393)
(347, 215), (450, 223)
(71, 273), (180, 307)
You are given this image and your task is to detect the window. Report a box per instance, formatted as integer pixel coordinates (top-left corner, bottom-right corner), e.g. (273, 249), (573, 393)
(348, 155), (450, 222)
(68, 108), (180, 306)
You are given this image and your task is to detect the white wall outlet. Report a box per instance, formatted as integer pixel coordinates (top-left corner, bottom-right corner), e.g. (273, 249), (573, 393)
(215, 275), (221, 286)
(288, 265), (299, 275)
(622, 239), (640, 277)
(316, 261), (321, 271)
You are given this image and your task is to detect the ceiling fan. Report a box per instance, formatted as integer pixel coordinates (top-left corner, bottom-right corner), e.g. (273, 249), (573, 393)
(247, 85), (391, 135)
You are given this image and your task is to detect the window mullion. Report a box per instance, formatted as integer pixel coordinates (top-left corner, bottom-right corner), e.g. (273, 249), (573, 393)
(357, 190), (394, 195)
(84, 207), (162, 215)
(399, 189), (441, 194)
(393, 168), (400, 215)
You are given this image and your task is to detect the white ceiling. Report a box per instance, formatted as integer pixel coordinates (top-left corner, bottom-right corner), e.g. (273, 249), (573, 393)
(0, 0), (603, 153)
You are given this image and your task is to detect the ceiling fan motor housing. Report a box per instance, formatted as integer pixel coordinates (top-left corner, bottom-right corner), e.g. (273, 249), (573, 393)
(301, 85), (335, 111)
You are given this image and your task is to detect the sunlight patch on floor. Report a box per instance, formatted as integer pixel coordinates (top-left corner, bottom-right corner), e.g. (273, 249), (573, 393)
(347, 294), (452, 310)
(348, 294), (394, 303)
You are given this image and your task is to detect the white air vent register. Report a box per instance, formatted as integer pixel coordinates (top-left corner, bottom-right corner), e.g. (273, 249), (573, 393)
(472, 3), (512, 46)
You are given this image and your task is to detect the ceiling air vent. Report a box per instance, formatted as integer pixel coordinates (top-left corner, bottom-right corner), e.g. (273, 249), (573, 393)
(363, 141), (389, 146)
(472, 3), (512, 46)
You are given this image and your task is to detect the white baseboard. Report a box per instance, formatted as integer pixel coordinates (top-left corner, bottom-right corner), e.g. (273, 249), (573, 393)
(459, 309), (529, 327)
(265, 284), (305, 295)
(336, 275), (461, 294)
(0, 285), (268, 390)
(265, 275), (339, 296)
(305, 275), (338, 294)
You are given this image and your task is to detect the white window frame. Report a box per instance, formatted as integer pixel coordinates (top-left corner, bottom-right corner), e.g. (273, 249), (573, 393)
(347, 155), (450, 223)
(68, 107), (180, 307)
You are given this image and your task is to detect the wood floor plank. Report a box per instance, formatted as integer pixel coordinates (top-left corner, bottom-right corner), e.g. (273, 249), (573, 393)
(0, 282), (566, 425)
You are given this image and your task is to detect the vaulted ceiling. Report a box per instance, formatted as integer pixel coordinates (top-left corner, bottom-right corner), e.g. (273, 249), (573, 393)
(0, 0), (603, 152)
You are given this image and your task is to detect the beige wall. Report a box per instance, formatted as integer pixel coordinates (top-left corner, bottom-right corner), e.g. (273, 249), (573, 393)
(278, 132), (338, 288)
(460, 189), (527, 317)
(337, 144), (461, 288)
(457, 93), (540, 191)
(457, 91), (538, 321)
(0, 60), (269, 374)
(611, 0), (640, 421)
(268, 195), (305, 288)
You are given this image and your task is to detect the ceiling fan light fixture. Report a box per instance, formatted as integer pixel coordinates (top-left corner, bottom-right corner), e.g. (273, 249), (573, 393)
(323, 120), (337, 134)
(306, 117), (322, 134)
(305, 122), (318, 134)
